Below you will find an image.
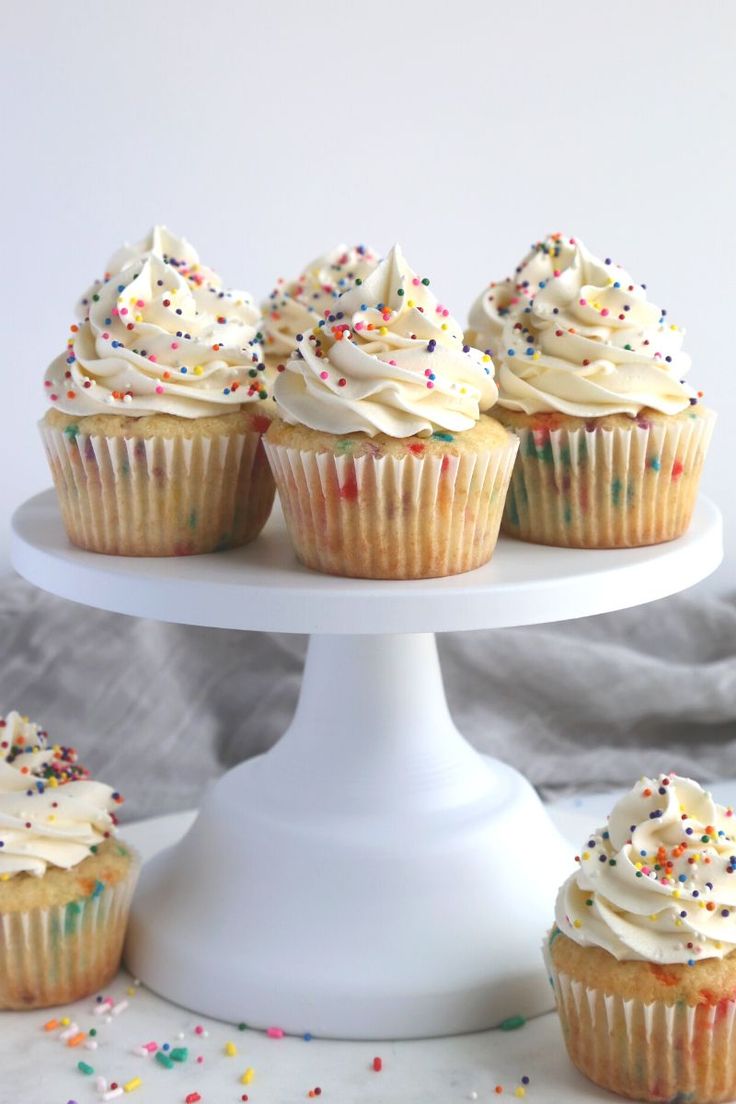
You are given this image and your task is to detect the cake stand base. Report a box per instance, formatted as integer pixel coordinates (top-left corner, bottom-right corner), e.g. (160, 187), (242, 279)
(125, 632), (572, 1039)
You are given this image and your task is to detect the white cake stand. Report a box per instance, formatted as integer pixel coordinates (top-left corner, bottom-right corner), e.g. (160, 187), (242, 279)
(10, 489), (723, 1040)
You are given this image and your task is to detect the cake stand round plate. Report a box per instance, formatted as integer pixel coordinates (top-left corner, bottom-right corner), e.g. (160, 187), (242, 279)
(10, 489), (723, 633)
(9, 491), (724, 1039)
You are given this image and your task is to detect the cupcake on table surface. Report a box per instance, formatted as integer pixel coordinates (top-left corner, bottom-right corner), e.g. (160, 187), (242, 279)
(266, 243), (518, 580)
(261, 242), (381, 380)
(468, 234), (714, 548)
(0, 711), (138, 1010)
(42, 226), (275, 556)
(548, 774), (736, 1103)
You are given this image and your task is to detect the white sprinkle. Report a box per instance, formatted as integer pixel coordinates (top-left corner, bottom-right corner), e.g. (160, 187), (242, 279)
(132, 1046), (149, 1057)
(110, 1000), (129, 1017)
(103, 1089), (124, 1101)
(59, 1022), (79, 1041)
(95, 1076), (108, 1093)
(94, 998), (114, 1016)
(84, 1039), (98, 1051)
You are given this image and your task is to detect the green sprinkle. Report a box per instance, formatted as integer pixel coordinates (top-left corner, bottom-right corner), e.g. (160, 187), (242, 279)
(170, 1047), (189, 1062)
(585, 899), (593, 906)
(156, 1051), (175, 1069)
(91, 880), (105, 898)
(499, 1015), (526, 1031)
(188, 510), (198, 530)
(90, 845), (98, 854)
(649, 455), (661, 471)
(89, 1029), (97, 1037)
(335, 438), (355, 454)
(77, 1061), (94, 1076)
(397, 288), (405, 296)
(431, 431), (454, 442)
(421, 277), (430, 286)
(611, 477), (622, 507)
(63, 424), (80, 440)
(238, 1023), (248, 1031)
(354, 278), (362, 286)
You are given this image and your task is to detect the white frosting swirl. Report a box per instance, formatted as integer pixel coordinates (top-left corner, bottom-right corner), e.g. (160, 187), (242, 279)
(556, 774), (736, 964)
(274, 244), (498, 437)
(262, 243), (380, 364)
(495, 236), (695, 417)
(0, 712), (120, 878)
(467, 234), (578, 355)
(44, 226), (268, 418)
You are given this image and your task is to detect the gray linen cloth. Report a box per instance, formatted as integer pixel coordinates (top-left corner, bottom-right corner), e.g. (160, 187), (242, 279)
(1, 576), (734, 821)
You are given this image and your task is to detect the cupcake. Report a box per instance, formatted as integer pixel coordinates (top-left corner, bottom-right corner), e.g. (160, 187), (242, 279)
(41, 226), (276, 556)
(0, 711), (138, 1010)
(469, 235), (715, 548)
(265, 244), (518, 579)
(547, 774), (736, 1103)
(261, 242), (380, 379)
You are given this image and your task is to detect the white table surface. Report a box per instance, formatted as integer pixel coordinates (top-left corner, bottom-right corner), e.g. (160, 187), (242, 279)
(8, 787), (736, 1104)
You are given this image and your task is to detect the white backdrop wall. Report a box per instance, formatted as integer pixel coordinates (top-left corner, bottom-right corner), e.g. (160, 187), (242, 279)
(2, 0), (734, 588)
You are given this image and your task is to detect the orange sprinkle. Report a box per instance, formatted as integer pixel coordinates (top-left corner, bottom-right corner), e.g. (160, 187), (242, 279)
(67, 1031), (86, 1047)
(44, 1019), (60, 1032)
(643, 788), (652, 797)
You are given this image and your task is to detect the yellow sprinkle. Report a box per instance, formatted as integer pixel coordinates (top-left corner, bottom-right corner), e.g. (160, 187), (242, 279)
(0, 874), (9, 882)
(407, 300), (415, 308)
(47, 815), (55, 822)
(193, 366), (204, 376)
(123, 1077), (142, 1093)
(127, 987), (137, 997)
(670, 324), (679, 330)
(60, 1017), (70, 1027)
(48, 777), (58, 788)
(515, 1089), (526, 1099)
(440, 323), (448, 330)
(581, 851), (590, 861)
(532, 352), (541, 360)
(224, 1041), (237, 1057)
(241, 1068), (255, 1084)
(482, 354), (491, 363)
(379, 327), (388, 335)
(649, 914), (658, 921)
(573, 919), (582, 929)
(134, 314), (143, 322)
(673, 890), (681, 899)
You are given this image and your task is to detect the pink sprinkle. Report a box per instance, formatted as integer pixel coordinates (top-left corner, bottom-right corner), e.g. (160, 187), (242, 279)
(426, 381), (434, 389)
(148, 354), (157, 362)
(144, 1042), (158, 1053)
(319, 371), (328, 380)
(136, 299), (145, 308)
(196, 1057), (204, 1065)
(388, 360), (397, 366)
(120, 308), (128, 316)
(102, 332), (110, 339)
(194, 1026), (205, 1036)
(155, 385), (164, 394)
(578, 299), (587, 307)
(424, 369), (432, 377)
(354, 322), (364, 331)
(600, 308), (609, 317)
(112, 308), (119, 316)
(44, 380), (52, 387)
(267, 1027), (285, 1039)
(412, 278), (420, 286)
(50, 394), (58, 401)
(553, 269), (561, 277)
(171, 342), (179, 350)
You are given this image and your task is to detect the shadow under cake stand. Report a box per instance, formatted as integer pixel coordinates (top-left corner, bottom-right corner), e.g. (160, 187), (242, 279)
(11, 490), (723, 1040)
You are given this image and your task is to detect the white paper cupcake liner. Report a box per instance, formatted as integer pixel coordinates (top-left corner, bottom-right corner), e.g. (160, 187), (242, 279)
(0, 855), (139, 1010)
(545, 941), (736, 1103)
(502, 408), (715, 548)
(264, 437), (518, 579)
(39, 422), (275, 556)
